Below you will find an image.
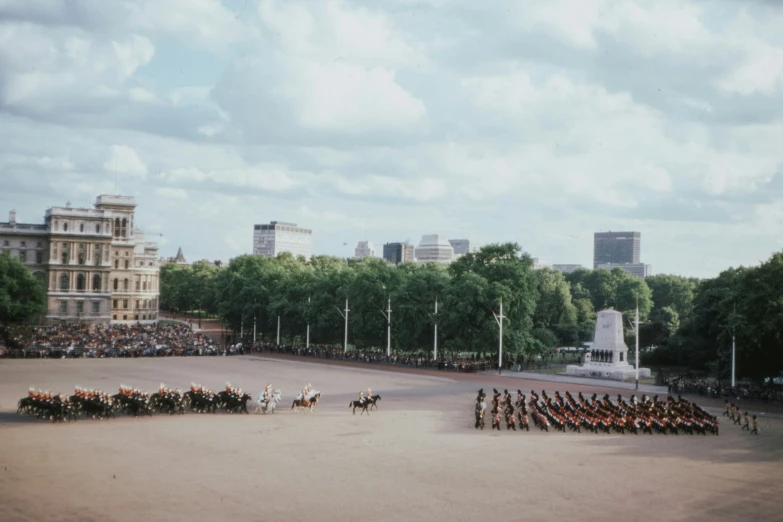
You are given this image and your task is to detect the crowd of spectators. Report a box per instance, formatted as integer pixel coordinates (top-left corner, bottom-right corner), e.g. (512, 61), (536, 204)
(0, 323), (226, 359)
(247, 343), (496, 373)
(668, 376), (783, 404)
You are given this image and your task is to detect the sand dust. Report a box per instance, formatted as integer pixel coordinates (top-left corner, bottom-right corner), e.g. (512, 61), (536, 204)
(0, 356), (781, 522)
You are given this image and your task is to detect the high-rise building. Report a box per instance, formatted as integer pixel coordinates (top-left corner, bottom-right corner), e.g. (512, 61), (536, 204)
(593, 231), (640, 269)
(354, 240), (375, 259)
(253, 221), (312, 259)
(532, 257), (550, 270)
(0, 195), (160, 324)
(382, 242), (414, 265)
(597, 263), (651, 279)
(552, 264), (583, 274)
(415, 234), (454, 264)
(449, 239), (470, 256)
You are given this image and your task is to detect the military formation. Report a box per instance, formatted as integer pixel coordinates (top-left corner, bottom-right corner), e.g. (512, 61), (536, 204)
(475, 388), (721, 435)
(17, 381), (263, 422)
(724, 400), (760, 435)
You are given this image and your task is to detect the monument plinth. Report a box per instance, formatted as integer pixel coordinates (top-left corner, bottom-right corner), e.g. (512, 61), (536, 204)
(566, 309), (651, 381)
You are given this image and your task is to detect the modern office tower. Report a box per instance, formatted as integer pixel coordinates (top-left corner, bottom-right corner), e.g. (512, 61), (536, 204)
(593, 231), (640, 269)
(253, 221), (312, 259)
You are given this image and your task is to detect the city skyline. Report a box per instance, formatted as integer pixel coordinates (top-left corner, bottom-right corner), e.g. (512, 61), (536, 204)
(2, 1), (782, 279)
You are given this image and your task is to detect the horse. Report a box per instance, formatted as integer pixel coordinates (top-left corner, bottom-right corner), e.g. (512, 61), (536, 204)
(366, 394), (382, 410)
(255, 390), (282, 414)
(349, 399), (370, 415)
(222, 393), (251, 414)
(292, 392), (320, 413)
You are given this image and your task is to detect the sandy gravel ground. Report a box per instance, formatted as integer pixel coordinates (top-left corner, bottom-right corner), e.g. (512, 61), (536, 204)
(0, 356), (781, 522)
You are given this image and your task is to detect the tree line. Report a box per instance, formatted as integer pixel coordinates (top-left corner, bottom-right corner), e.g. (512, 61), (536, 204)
(161, 243), (663, 361)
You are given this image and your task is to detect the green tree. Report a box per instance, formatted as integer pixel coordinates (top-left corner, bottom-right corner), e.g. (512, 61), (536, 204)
(0, 253), (46, 323)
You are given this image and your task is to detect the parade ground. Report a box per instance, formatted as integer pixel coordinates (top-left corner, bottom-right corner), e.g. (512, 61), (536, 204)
(1, 356), (781, 522)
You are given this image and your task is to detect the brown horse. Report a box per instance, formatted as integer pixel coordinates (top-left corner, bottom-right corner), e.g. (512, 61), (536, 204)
(292, 392), (321, 413)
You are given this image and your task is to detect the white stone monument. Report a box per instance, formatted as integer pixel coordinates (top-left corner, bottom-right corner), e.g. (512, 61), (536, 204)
(566, 309), (651, 381)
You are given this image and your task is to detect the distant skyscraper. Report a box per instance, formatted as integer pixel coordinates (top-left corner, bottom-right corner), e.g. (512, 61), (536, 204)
(532, 258), (550, 270)
(354, 240), (375, 259)
(597, 263), (651, 279)
(449, 239), (471, 256)
(415, 234), (454, 264)
(593, 231), (640, 269)
(382, 242), (414, 265)
(253, 221), (312, 259)
(552, 264), (583, 274)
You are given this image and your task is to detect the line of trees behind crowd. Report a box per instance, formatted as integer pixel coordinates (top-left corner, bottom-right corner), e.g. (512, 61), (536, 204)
(158, 243), (783, 383)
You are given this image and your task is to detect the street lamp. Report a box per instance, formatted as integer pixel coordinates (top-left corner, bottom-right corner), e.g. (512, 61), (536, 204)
(493, 297), (507, 375)
(380, 296), (392, 357)
(336, 299), (350, 353)
(306, 296), (311, 349)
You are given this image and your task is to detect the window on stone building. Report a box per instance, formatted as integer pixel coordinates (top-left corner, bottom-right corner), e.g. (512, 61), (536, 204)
(64, 223), (68, 232)
(123, 300), (128, 309)
(80, 224), (84, 232)
(113, 278), (119, 291)
(59, 301), (68, 314)
(123, 279), (129, 291)
(121, 218), (127, 238)
(36, 252), (42, 264)
(76, 301), (84, 314)
(2, 240), (8, 247)
(115, 260), (119, 269)
(113, 299), (118, 308)
(19, 251), (26, 263)
(76, 273), (85, 290)
(143, 281), (147, 291)
(92, 274), (101, 291)
(78, 253), (85, 265)
(123, 315), (127, 320)
(96, 224), (101, 233)
(92, 301), (100, 314)
(21, 241), (26, 247)
(62, 252), (68, 264)
(113, 315), (117, 320)
(125, 260), (129, 269)
(136, 300), (140, 309)
(114, 218), (120, 238)
(135, 280), (140, 291)
(94, 252), (100, 265)
(60, 274), (68, 290)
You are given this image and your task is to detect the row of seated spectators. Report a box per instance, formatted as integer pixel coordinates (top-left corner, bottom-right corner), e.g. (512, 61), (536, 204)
(0, 323), (226, 359)
(668, 376), (783, 403)
(246, 343), (496, 372)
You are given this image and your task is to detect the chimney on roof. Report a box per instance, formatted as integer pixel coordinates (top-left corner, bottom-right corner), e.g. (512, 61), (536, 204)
(9, 209), (16, 225)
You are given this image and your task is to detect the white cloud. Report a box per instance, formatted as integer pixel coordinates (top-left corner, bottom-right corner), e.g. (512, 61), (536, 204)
(161, 166), (302, 192)
(104, 145), (148, 179)
(155, 187), (188, 200)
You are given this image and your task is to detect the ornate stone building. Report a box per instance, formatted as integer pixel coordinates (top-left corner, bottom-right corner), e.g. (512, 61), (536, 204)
(0, 195), (160, 324)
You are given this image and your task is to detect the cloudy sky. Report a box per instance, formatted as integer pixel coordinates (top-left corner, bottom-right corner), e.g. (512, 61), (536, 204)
(1, 0), (782, 278)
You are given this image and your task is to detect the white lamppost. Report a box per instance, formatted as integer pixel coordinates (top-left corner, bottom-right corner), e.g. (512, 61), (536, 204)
(253, 315), (257, 344)
(493, 297), (507, 376)
(380, 297), (392, 357)
(336, 299), (350, 353)
(276, 315), (281, 345)
(306, 296), (310, 349)
(433, 296), (439, 361)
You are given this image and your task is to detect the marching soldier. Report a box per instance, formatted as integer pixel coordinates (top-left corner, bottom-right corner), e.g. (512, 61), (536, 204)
(750, 415), (759, 435)
(742, 412), (750, 431)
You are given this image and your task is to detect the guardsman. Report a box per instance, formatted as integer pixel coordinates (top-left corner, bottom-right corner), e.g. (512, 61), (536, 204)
(358, 390), (365, 404)
(723, 399), (730, 417)
(367, 388), (372, 400)
(750, 415), (758, 435)
(742, 412), (750, 431)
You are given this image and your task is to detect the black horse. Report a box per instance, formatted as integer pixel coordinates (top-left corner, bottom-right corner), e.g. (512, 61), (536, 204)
(367, 394), (382, 410)
(349, 400), (370, 415)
